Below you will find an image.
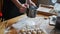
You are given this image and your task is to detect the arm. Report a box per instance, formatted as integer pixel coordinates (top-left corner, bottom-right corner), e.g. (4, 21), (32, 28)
(11, 0), (27, 13)
(11, 0), (25, 9)
(28, 0), (36, 6)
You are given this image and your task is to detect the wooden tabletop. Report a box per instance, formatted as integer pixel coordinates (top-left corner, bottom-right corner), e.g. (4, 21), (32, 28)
(0, 14), (59, 34)
(2, 14), (50, 27)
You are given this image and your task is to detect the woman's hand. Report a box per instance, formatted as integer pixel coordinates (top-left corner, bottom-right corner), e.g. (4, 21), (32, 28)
(19, 4), (28, 13)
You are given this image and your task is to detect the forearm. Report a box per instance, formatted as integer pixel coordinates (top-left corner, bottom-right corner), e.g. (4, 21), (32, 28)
(11, 0), (22, 9)
(29, 0), (36, 6)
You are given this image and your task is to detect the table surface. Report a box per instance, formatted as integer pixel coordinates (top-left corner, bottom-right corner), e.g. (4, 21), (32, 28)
(0, 14), (60, 34)
(0, 5), (58, 34)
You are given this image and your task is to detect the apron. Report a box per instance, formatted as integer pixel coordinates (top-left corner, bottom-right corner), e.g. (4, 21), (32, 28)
(2, 0), (26, 20)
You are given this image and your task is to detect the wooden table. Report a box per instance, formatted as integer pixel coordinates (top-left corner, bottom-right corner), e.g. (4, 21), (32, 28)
(0, 4), (59, 34)
(0, 14), (57, 34)
(4, 14), (51, 27)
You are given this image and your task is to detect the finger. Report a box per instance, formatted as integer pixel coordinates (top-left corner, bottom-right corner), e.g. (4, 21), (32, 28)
(22, 4), (27, 8)
(20, 8), (25, 13)
(24, 4), (29, 8)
